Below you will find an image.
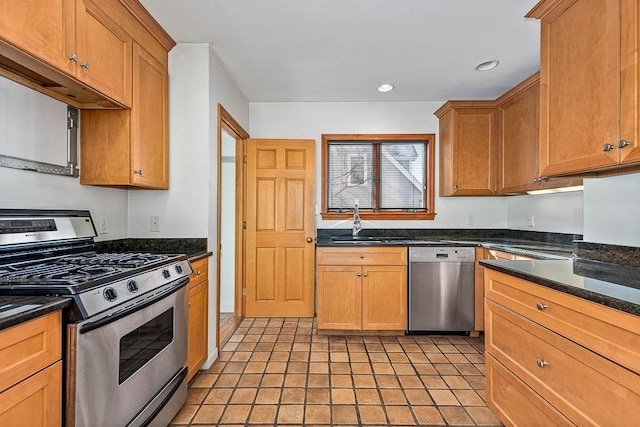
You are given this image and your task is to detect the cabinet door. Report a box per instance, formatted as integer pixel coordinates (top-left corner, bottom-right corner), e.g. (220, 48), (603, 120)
(538, 0), (620, 175)
(0, 0), (75, 75)
(438, 106), (498, 196)
(0, 361), (62, 427)
(620, 0), (640, 165)
(316, 266), (362, 330)
(187, 280), (208, 381)
(362, 265), (407, 330)
(75, 0), (132, 106)
(498, 77), (540, 194)
(131, 43), (169, 189)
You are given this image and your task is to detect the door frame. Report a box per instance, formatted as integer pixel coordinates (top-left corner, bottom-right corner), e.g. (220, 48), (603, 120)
(216, 104), (249, 348)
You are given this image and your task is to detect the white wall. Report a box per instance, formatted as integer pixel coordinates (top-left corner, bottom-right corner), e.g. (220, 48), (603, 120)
(505, 191), (583, 234)
(583, 173), (640, 247)
(127, 44), (249, 366)
(249, 101), (508, 230)
(0, 77), (128, 240)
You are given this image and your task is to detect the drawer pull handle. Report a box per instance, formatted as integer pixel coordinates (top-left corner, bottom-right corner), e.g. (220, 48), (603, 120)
(536, 302), (548, 311)
(360, 254), (364, 258)
(536, 358), (548, 368)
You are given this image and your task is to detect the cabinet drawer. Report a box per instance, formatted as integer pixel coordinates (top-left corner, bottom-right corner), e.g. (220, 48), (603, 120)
(0, 360), (62, 426)
(316, 247), (407, 266)
(189, 258), (209, 288)
(486, 300), (640, 426)
(0, 311), (61, 393)
(485, 269), (640, 374)
(486, 354), (573, 427)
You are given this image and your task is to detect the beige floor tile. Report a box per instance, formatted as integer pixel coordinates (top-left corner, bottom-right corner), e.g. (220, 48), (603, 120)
(368, 353), (390, 363)
(186, 388), (209, 404)
(350, 363), (373, 374)
(191, 373), (219, 388)
(412, 363), (437, 375)
(388, 353), (410, 363)
(290, 351), (310, 361)
(265, 361), (287, 373)
(380, 389), (407, 405)
(434, 363), (460, 375)
(376, 375), (401, 389)
(191, 404), (225, 424)
(305, 405), (331, 424)
(284, 373), (307, 387)
(356, 388), (382, 404)
(349, 352), (370, 362)
(453, 389), (485, 406)
(404, 389), (433, 406)
(331, 362), (351, 373)
(309, 362), (330, 373)
(392, 363), (416, 375)
(331, 352), (350, 362)
(244, 361), (267, 373)
(255, 388), (281, 404)
(204, 388), (233, 404)
(277, 404), (304, 424)
(353, 374), (377, 388)
(281, 388), (306, 404)
(332, 405), (358, 424)
(455, 363), (483, 375)
(250, 351), (271, 361)
(220, 404), (252, 424)
(439, 406), (475, 425)
(442, 375), (472, 389)
(214, 374), (240, 387)
(467, 406), (502, 425)
(429, 389), (461, 406)
(412, 406), (446, 426)
(332, 388), (356, 404)
(230, 387), (257, 404)
(288, 362), (309, 373)
(331, 374), (353, 387)
(306, 388), (330, 404)
(358, 405), (388, 425)
(237, 375), (262, 388)
(260, 373), (284, 387)
(372, 363), (395, 374)
(170, 404), (199, 424)
(385, 405), (416, 425)
(398, 375), (424, 389)
(308, 374), (330, 387)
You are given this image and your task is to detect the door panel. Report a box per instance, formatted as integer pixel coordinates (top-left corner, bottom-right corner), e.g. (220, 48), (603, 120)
(246, 139), (315, 317)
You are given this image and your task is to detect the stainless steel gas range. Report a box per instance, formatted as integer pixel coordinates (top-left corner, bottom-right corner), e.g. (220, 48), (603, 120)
(0, 209), (192, 427)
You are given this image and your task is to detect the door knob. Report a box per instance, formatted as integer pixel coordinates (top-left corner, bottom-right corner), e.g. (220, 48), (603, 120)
(306, 237), (313, 243)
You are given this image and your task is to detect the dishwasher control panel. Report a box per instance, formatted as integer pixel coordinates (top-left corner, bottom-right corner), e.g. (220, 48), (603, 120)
(409, 247), (475, 262)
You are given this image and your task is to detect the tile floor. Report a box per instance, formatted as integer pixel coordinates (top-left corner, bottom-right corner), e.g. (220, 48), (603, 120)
(171, 318), (502, 426)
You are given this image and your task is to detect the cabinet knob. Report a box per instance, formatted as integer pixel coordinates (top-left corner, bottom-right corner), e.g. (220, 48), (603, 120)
(68, 54), (79, 62)
(306, 237), (313, 243)
(533, 177), (539, 183)
(80, 61), (90, 69)
(602, 143), (615, 151)
(536, 358), (548, 368)
(134, 169), (143, 175)
(356, 272), (361, 277)
(618, 140), (631, 148)
(454, 184), (459, 189)
(536, 302), (548, 311)
(196, 270), (201, 275)
(360, 254), (364, 259)
(363, 272), (368, 277)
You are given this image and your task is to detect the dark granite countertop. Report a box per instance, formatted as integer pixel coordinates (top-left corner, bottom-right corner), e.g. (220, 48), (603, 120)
(480, 259), (640, 316)
(0, 296), (71, 331)
(189, 251), (213, 262)
(96, 238), (208, 259)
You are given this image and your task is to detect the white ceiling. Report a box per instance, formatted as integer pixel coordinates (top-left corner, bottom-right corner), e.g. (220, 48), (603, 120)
(140, 0), (541, 102)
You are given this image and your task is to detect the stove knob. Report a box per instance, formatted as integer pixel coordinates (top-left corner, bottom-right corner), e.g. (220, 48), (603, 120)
(127, 280), (139, 293)
(162, 269), (171, 279)
(103, 287), (118, 302)
(175, 264), (183, 274)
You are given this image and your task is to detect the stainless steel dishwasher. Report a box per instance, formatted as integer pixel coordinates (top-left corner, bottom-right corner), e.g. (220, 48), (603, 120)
(408, 246), (475, 333)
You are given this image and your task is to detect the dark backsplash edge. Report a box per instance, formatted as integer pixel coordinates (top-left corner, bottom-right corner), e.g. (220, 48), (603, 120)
(96, 238), (208, 258)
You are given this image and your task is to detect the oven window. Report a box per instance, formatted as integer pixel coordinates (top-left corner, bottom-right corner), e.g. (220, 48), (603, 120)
(119, 308), (174, 384)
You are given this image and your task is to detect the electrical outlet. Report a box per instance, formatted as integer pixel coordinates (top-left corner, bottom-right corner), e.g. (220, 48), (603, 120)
(150, 216), (160, 232)
(527, 213), (535, 227)
(99, 216), (109, 234)
(466, 214), (475, 225)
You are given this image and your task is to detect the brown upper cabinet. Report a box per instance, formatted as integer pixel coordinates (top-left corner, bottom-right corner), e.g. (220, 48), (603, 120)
(0, 0), (134, 108)
(0, 0), (175, 189)
(435, 101), (499, 196)
(497, 73), (581, 194)
(528, 0), (640, 176)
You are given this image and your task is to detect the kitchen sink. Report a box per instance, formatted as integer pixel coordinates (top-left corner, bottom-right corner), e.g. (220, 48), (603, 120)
(331, 236), (409, 242)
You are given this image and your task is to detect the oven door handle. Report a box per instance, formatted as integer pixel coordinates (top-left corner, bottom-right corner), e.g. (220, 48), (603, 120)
(79, 277), (189, 334)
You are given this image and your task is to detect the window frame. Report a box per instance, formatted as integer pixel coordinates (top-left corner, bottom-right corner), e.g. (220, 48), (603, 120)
(321, 133), (436, 220)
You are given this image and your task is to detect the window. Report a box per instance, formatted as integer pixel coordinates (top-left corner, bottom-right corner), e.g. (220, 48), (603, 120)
(322, 134), (436, 220)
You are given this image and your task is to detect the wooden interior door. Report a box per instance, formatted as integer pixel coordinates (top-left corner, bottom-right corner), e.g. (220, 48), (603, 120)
(245, 139), (315, 317)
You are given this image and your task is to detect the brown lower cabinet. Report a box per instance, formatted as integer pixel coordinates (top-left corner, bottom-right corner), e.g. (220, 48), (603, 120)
(187, 258), (209, 381)
(484, 268), (640, 426)
(316, 247), (407, 331)
(0, 311), (62, 426)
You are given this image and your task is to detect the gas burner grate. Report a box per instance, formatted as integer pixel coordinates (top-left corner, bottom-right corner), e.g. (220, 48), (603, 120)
(58, 253), (169, 268)
(0, 262), (123, 285)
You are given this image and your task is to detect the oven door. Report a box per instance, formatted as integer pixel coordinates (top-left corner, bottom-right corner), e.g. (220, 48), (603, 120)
(67, 278), (189, 427)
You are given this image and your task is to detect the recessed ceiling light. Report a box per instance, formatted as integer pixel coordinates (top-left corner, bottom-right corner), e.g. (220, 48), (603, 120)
(377, 83), (394, 93)
(475, 60), (500, 71)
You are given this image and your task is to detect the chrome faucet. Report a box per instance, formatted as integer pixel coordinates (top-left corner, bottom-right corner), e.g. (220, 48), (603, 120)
(352, 202), (362, 237)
